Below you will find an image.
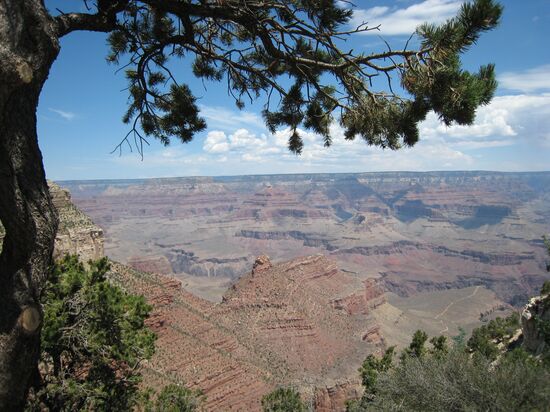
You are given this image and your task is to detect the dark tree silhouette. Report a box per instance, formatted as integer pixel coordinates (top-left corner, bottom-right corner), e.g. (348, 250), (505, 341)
(0, 0), (502, 408)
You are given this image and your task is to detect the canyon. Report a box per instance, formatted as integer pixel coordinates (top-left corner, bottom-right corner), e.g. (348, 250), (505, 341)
(58, 171), (550, 381)
(39, 185), (387, 409)
(3, 172), (549, 410)
(62, 171), (550, 314)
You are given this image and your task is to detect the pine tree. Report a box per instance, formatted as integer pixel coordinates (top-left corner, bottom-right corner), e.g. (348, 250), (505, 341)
(26, 256), (156, 411)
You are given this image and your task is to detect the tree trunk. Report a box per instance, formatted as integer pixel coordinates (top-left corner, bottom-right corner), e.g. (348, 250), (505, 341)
(0, 1), (60, 409)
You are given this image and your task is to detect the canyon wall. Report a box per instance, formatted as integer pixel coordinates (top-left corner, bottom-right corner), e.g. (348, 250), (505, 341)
(62, 171), (550, 305)
(0, 182), (104, 261)
(50, 182), (104, 262)
(108, 255), (384, 410)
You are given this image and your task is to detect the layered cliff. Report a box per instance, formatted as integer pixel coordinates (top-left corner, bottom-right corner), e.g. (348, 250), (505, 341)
(0, 182), (104, 261)
(107, 254), (386, 410)
(62, 172), (550, 305)
(521, 292), (550, 354)
(50, 182), (104, 262)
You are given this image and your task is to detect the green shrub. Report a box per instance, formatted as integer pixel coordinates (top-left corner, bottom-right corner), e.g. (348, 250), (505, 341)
(153, 384), (202, 412)
(261, 387), (306, 412)
(363, 347), (550, 411)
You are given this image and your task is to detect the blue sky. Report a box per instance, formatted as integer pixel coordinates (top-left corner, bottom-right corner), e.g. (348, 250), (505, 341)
(39, 0), (550, 180)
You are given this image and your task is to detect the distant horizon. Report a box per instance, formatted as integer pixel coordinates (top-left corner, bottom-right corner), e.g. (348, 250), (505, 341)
(55, 169), (550, 183)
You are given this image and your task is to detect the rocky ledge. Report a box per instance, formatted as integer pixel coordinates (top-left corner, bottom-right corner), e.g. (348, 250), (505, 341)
(0, 182), (104, 262)
(521, 292), (550, 354)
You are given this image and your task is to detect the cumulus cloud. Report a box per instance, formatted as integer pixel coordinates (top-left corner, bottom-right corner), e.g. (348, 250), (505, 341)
(115, 91), (549, 177)
(499, 64), (550, 93)
(419, 94), (550, 149)
(203, 128), (268, 153)
(203, 130), (230, 153)
(196, 92), (550, 172)
(350, 0), (462, 36)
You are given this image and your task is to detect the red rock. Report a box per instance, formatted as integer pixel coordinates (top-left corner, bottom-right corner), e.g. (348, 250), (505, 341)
(107, 254), (385, 411)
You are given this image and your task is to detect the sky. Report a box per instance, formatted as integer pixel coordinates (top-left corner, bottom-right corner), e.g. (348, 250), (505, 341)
(39, 0), (550, 181)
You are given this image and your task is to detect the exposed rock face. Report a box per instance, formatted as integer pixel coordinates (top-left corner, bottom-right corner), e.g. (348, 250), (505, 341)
(0, 183), (104, 259)
(314, 382), (363, 412)
(61, 171), (550, 305)
(50, 182), (104, 262)
(521, 294), (550, 354)
(167, 248), (248, 278)
(110, 255), (384, 411)
(217, 254), (384, 407)
(251, 254), (272, 274)
(108, 263), (272, 411)
(331, 279), (385, 315)
(127, 255), (173, 274)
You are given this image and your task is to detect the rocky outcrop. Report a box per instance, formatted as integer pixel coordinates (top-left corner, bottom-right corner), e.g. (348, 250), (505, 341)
(14, 182), (105, 261)
(251, 254), (272, 274)
(127, 255), (173, 274)
(108, 263), (271, 411)
(166, 248), (249, 277)
(521, 293), (550, 354)
(218, 255), (384, 408)
(313, 382), (363, 412)
(1, 183), (104, 261)
(331, 279), (385, 315)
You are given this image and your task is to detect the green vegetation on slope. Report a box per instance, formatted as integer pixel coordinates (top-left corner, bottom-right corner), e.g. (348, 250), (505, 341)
(261, 387), (306, 412)
(466, 312), (520, 361)
(25, 256), (200, 411)
(348, 283), (550, 411)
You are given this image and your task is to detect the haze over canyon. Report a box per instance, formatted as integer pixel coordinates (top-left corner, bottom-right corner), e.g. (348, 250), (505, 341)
(62, 171), (550, 345)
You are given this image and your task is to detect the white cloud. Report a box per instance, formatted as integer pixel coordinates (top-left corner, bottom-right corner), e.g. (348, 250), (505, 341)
(350, 0), (462, 36)
(49, 108), (76, 120)
(195, 93), (550, 172)
(116, 92), (548, 177)
(229, 128), (266, 148)
(499, 64), (550, 93)
(199, 105), (265, 130)
(203, 128), (267, 153)
(203, 130), (230, 153)
(418, 94), (550, 149)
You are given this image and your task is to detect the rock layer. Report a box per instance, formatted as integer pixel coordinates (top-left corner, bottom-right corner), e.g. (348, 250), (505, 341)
(61, 172), (550, 304)
(109, 255), (384, 411)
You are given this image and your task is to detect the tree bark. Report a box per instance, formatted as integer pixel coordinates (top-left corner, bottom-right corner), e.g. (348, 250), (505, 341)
(0, 1), (60, 409)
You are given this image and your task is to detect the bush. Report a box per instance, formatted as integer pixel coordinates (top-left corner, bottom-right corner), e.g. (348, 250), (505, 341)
(151, 384), (202, 412)
(467, 312), (519, 360)
(363, 347), (550, 411)
(261, 387), (306, 412)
